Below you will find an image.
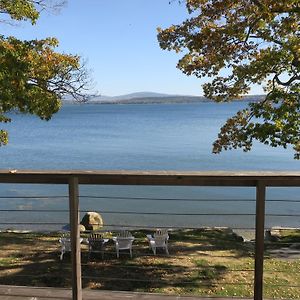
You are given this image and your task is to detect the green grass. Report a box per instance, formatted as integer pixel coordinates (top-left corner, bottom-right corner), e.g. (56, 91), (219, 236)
(0, 256), (18, 267)
(0, 228), (299, 299)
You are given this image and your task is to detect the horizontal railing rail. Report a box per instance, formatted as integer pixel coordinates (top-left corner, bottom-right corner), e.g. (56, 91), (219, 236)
(0, 170), (299, 185)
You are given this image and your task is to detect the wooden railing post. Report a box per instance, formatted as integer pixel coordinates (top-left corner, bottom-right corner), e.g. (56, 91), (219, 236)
(254, 181), (266, 300)
(68, 176), (82, 300)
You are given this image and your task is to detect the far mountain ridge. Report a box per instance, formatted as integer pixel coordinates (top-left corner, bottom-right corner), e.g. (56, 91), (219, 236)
(90, 91), (191, 102)
(63, 92), (265, 104)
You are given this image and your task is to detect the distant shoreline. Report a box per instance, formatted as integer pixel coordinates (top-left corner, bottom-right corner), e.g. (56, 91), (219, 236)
(63, 95), (265, 105)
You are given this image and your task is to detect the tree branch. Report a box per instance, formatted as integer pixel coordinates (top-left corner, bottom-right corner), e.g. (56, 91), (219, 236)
(274, 74), (300, 86)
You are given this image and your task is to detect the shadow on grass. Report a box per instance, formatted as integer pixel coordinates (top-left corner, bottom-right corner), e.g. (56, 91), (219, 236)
(0, 232), (53, 247)
(82, 258), (228, 292)
(269, 229), (300, 245)
(169, 229), (254, 257)
(0, 229), (249, 293)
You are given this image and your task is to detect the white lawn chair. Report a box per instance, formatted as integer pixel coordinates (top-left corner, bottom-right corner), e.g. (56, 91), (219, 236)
(147, 229), (169, 255)
(59, 233), (83, 260)
(112, 230), (135, 258)
(88, 233), (109, 260)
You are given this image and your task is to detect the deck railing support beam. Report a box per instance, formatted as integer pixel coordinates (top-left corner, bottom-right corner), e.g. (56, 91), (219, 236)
(254, 181), (266, 300)
(68, 176), (82, 300)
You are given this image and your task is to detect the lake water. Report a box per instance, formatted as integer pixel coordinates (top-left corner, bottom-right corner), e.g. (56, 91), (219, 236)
(0, 103), (299, 231)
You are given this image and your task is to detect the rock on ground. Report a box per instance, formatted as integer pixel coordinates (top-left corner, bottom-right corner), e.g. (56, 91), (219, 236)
(81, 212), (103, 231)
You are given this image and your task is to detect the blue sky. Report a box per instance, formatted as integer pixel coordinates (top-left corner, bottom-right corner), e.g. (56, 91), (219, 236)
(3, 0), (263, 97)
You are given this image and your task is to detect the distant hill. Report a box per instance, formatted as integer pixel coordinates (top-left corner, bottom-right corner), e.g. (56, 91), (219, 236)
(92, 95), (208, 104)
(89, 91), (187, 102)
(62, 92), (266, 105)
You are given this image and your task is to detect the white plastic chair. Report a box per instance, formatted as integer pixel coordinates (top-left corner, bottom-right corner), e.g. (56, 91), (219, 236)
(59, 234), (83, 260)
(112, 230), (135, 258)
(88, 233), (109, 260)
(147, 229), (169, 255)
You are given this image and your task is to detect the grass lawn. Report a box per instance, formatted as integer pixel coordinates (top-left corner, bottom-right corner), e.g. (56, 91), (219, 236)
(0, 228), (299, 299)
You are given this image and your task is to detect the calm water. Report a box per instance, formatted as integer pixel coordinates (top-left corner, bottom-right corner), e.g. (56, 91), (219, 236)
(0, 103), (299, 231)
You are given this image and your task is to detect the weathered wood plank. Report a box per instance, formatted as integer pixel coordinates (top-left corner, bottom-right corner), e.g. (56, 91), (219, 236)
(0, 285), (251, 300)
(0, 170), (299, 186)
(69, 177), (82, 300)
(254, 182), (266, 300)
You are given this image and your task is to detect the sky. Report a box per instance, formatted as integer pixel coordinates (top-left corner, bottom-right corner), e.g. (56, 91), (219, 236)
(3, 0), (264, 97)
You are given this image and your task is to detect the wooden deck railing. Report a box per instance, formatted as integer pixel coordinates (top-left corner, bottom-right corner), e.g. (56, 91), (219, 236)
(0, 170), (300, 300)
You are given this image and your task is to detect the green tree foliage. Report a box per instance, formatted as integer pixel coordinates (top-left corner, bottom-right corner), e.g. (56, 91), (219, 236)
(158, 0), (300, 159)
(0, 0), (88, 146)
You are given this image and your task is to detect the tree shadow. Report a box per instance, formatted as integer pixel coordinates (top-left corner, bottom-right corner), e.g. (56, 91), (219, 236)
(0, 229), (252, 293)
(168, 229), (254, 258)
(82, 258), (228, 292)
